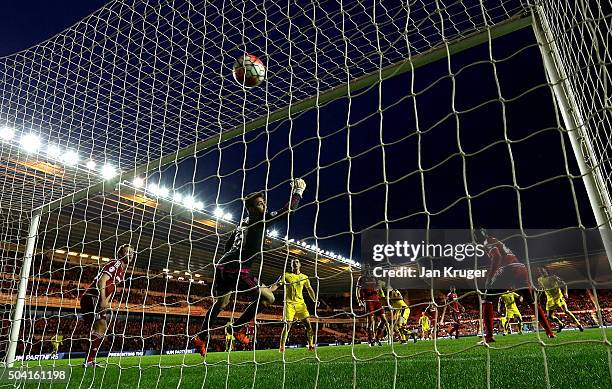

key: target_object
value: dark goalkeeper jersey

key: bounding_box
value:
[217,193,301,271]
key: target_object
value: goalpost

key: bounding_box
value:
[532,5,612,264]
[0,0,611,387]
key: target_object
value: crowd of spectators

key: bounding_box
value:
[2,255,611,357]
[6,314,346,356]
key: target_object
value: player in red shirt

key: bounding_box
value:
[440,286,464,339]
[476,229,554,342]
[79,244,134,367]
[356,272,388,346]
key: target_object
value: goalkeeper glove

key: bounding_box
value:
[290,178,306,196]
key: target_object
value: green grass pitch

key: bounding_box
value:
[19,328,612,388]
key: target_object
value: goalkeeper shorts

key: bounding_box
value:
[213,267,259,297]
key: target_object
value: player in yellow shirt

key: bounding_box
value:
[537,269,583,333]
[419,311,431,340]
[50,334,63,355]
[386,288,417,343]
[224,321,235,351]
[497,289,523,335]
[273,258,318,352]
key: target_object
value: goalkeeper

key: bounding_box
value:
[194,178,306,356]
[272,258,317,352]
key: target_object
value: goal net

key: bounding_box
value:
[0,0,611,388]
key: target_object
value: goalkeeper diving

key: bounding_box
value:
[194,178,306,356]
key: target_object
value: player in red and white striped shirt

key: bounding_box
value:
[79,244,134,367]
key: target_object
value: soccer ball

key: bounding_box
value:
[232,54,266,88]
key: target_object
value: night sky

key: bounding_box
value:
[0,1,597,261]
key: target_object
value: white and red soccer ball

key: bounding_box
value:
[232,54,266,88]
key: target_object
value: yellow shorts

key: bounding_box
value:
[546,297,566,311]
[285,301,310,321]
[395,307,410,327]
[421,325,430,332]
[505,306,521,319]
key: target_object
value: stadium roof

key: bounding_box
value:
[0,0,534,291]
[35,186,358,293]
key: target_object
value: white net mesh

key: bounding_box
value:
[0,0,611,388]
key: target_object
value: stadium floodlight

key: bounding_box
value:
[46,144,62,159]
[173,270,180,274]
[172,193,182,202]
[101,164,117,179]
[214,207,224,218]
[0,126,15,141]
[132,176,145,188]
[147,183,159,196]
[162,268,170,272]
[268,229,279,238]
[194,201,204,211]
[20,133,41,153]
[62,150,79,167]
[194,273,200,278]
[183,196,195,209]
[158,186,169,198]
[223,212,232,221]
[85,160,96,170]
